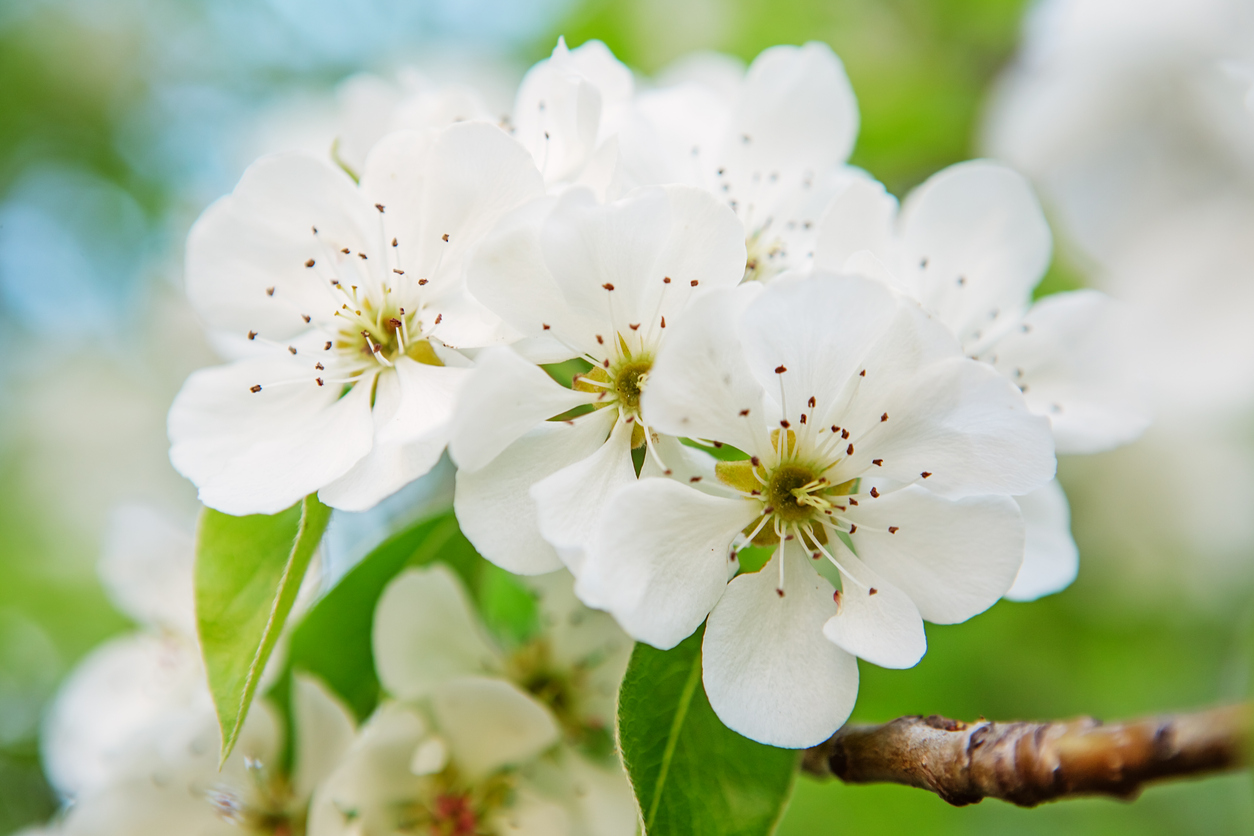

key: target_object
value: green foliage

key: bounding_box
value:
[287,510,540,721]
[194,495,332,764]
[618,627,799,835]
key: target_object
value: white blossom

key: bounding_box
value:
[814,161,1149,599]
[449,183,745,574]
[309,564,635,836]
[578,274,1055,747]
[169,122,544,515]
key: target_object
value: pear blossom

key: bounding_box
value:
[616,41,860,282]
[169,122,545,515]
[815,161,1149,599]
[578,274,1056,747]
[449,183,745,574]
[308,564,635,836]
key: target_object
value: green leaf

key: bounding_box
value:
[287,511,465,721]
[195,494,332,764]
[618,626,800,836]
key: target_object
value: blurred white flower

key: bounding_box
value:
[309,564,635,836]
[986,0,1254,600]
[169,122,545,515]
[450,184,745,575]
[578,275,1055,747]
[815,161,1149,600]
[38,506,353,835]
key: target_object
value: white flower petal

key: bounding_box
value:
[846,485,1024,624]
[990,289,1151,455]
[291,673,357,802]
[855,350,1057,499]
[185,153,373,340]
[719,42,858,181]
[409,737,449,776]
[897,160,1051,343]
[703,545,860,748]
[308,702,426,836]
[360,123,545,304]
[639,283,768,452]
[813,174,899,274]
[1006,479,1079,602]
[456,408,618,575]
[169,359,375,515]
[577,479,758,648]
[449,346,594,472]
[372,566,502,700]
[819,547,926,669]
[740,273,902,422]
[531,413,638,574]
[431,677,560,779]
[491,790,573,836]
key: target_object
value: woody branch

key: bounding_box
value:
[801,702,1251,807]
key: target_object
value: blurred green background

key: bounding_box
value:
[1,0,1250,833]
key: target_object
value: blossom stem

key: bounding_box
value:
[801,702,1251,807]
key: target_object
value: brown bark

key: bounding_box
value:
[801,703,1251,807]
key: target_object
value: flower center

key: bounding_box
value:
[333,298,442,368]
[612,360,651,412]
[765,463,821,523]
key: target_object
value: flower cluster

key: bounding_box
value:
[166,36,1146,764]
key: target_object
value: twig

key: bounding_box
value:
[801,703,1251,807]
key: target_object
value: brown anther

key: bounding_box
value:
[831,425,838,433]
[324,341,332,350]
[848,498,858,506]
[629,323,640,330]
[870,487,880,498]
[441,233,449,242]
[316,378,324,386]
[331,279,340,285]
[781,420,791,429]
[305,258,315,268]
[800,414,808,424]
[434,314,443,324]
[750,456,761,466]
[841,428,850,439]
[660,316,667,328]
[301,314,311,323]
[341,248,350,254]
[602,283,615,291]
[808,396,816,408]
[250,384,262,393]
[288,346,297,355]
[391,238,398,247]
[663,276,672,284]
[763,506,775,514]
[315,363,324,370]
[881,413,889,422]
[358,252,367,260]
[739,409,750,416]
[812,552,821,560]
[833,590,843,605]
[596,334,604,344]
[846,444,854,455]
[872,459,883,466]
[920,471,932,479]
[266,287,275,296]
[776,588,785,598]
[418,278,428,286]
[375,203,385,212]
[849,524,857,533]
[785,534,795,541]
[603,359,610,368]
[389,318,402,329]
[859,369,866,377]
[393,268,405,275]
[888,526,899,534]
[690,279,699,287]
[248,331,257,340]
[869,588,878,596]
[542,323,551,330]
[690,476,702,483]
[775,365,788,374]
